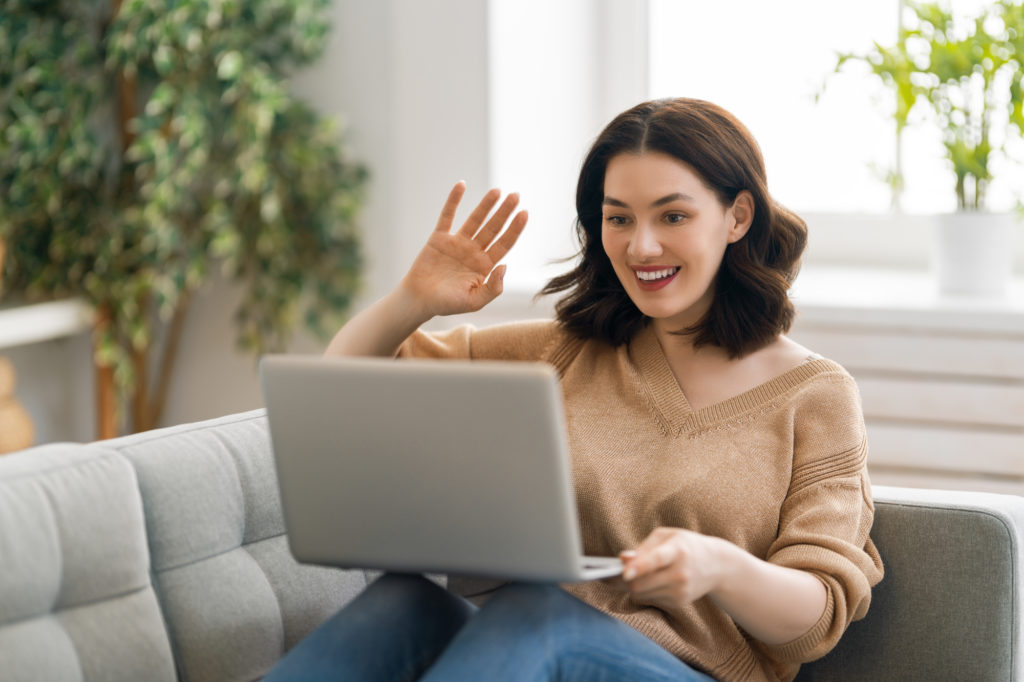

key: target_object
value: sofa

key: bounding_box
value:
[0,409,1021,681]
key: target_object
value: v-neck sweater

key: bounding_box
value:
[399,319,883,682]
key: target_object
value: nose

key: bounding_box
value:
[627,221,662,260]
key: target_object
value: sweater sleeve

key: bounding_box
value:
[758,368,884,664]
[396,319,563,362]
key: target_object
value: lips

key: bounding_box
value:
[631,266,680,291]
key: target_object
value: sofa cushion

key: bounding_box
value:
[110,410,367,682]
[0,445,176,682]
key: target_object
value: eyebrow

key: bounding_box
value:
[602,192,695,208]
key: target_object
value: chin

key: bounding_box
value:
[631,299,707,330]
[625,290,686,317]
[633,305,686,324]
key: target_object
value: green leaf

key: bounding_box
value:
[217,50,243,80]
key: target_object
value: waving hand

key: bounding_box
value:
[324,182,528,358]
[400,182,528,318]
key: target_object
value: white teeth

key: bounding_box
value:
[636,268,678,281]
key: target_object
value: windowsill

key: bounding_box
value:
[0,299,94,349]
[791,266,1024,335]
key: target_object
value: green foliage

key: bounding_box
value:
[0,2,112,299]
[828,0,1024,211]
[1,0,366,406]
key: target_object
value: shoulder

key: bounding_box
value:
[399,319,569,362]
[467,319,570,361]
[736,335,859,406]
[755,335,859,404]
[786,356,866,470]
[756,335,817,374]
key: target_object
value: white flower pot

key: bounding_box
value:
[931,212,1016,297]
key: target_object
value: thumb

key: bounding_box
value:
[485,264,507,299]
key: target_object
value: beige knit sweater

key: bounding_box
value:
[399,319,883,682]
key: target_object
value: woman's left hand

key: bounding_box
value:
[616,527,730,611]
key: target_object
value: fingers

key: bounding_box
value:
[622,545,681,603]
[621,527,682,581]
[434,183,527,266]
[623,541,678,581]
[455,187,502,238]
[485,209,528,263]
[434,181,468,233]
[472,192,520,247]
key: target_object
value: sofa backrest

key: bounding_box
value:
[0,443,177,681]
[796,485,1024,681]
[109,410,367,682]
[0,410,368,682]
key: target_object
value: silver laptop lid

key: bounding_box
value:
[260,355,600,582]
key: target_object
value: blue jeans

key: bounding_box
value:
[265,573,715,681]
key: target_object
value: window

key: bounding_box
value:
[648,0,1023,215]
[490,0,1023,290]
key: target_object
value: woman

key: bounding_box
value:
[266,98,883,682]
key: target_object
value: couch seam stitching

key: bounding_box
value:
[0,447,125,484]
[107,410,266,451]
[153,533,289,574]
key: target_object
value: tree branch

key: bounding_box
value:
[149,292,190,429]
[94,305,118,439]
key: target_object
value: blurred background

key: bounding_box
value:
[2,0,1022,493]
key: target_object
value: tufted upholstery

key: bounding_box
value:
[0,410,367,682]
[0,445,175,681]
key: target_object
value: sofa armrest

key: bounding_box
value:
[797,485,1024,681]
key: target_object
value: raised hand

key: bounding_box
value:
[400,182,528,318]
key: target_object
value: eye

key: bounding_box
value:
[664,212,688,225]
[603,214,630,227]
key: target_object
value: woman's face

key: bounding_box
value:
[600,152,752,332]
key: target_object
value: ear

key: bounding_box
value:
[726,190,754,244]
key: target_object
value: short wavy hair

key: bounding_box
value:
[541,98,807,358]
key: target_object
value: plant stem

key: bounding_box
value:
[894,0,906,211]
[109,0,141,434]
[132,346,149,431]
[94,305,117,439]
[149,292,190,430]
[130,291,155,432]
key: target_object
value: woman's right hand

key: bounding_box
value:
[399,182,528,318]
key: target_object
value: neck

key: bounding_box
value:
[652,322,729,368]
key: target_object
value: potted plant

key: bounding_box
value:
[0,0,367,436]
[828,0,1024,295]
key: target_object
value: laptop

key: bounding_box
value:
[259,354,623,582]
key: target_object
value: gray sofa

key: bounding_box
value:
[0,409,1022,681]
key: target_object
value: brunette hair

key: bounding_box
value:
[540,98,807,358]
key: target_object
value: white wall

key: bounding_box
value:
[3,335,95,444]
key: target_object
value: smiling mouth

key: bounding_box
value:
[635,267,680,282]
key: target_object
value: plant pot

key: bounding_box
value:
[931,212,1015,297]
